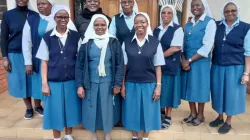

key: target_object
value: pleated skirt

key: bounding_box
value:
[81,82,118,134]
[181,61,210,103]
[160,70,181,108]
[43,80,81,131]
[211,64,246,116]
[7,53,32,98]
[122,82,161,133]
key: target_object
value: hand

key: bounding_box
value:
[25,65,33,75]
[113,86,121,95]
[3,57,11,72]
[241,75,249,84]
[42,83,50,96]
[77,87,85,98]
[181,60,190,71]
[121,85,126,99]
[153,86,161,102]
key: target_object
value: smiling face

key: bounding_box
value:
[54,10,70,29]
[16,0,29,7]
[191,0,205,18]
[94,18,107,35]
[86,0,100,12]
[224,3,238,22]
[121,0,134,16]
[37,0,52,16]
[161,7,173,25]
[134,14,148,35]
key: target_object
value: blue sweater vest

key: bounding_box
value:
[125,35,159,83]
[27,13,43,73]
[115,14,135,45]
[153,23,181,76]
[43,30,80,82]
[184,16,212,62]
[212,21,250,65]
[3,8,36,53]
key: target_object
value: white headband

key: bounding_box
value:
[119,0,139,14]
[136,12,153,36]
[200,0,213,18]
[160,4,179,25]
[221,1,240,20]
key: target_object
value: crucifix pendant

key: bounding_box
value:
[60,51,63,54]
[223,36,226,41]
[138,51,141,54]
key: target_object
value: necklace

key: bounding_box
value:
[58,38,65,54]
[223,30,228,41]
[137,45,144,54]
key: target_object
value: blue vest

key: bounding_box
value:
[115,14,135,45]
[153,23,181,76]
[212,21,250,65]
[184,16,212,62]
[27,13,46,73]
[43,30,80,82]
[3,8,36,53]
[125,35,159,83]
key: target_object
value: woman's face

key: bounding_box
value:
[161,7,173,25]
[16,0,29,7]
[86,0,100,12]
[224,3,238,22]
[134,14,148,35]
[191,0,204,17]
[37,0,52,16]
[121,0,134,15]
[55,10,70,29]
[94,18,107,35]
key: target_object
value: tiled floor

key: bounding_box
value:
[0,91,250,140]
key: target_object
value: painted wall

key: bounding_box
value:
[186,0,250,23]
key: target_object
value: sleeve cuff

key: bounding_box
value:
[197,50,209,58]
[24,60,32,65]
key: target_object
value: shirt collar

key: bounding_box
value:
[39,13,53,20]
[131,33,149,42]
[219,18,240,28]
[191,13,207,24]
[50,28,70,37]
[120,11,136,18]
[158,21,174,30]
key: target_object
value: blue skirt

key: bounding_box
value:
[122,82,161,133]
[81,82,118,134]
[211,64,246,116]
[181,61,210,103]
[7,53,32,98]
[160,71,181,108]
[31,72,44,100]
[43,80,81,131]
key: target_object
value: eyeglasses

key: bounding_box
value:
[134,21,147,25]
[121,0,134,5]
[55,16,70,20]
[224,9,237,14]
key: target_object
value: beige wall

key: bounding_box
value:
[186,0,250,23]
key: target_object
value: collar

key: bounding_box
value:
[219,18,240,28]
[191,13,207,24]
[131,33,149,42]
[120,11,136,18]
[39,13,53,20]
[158,21,174,30]
[50,28,70,37]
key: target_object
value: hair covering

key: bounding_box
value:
[200,0,213,18]
[82,14,115,77]
[14,0,34,10]
[52,5,77,31]
[119,0,139,14]
[160,4,179,25]
[221,0,240,20]
[47,0,55,5]
[135,12,153,36]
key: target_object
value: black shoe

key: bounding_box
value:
[24,108,34,120]
[209,117,224,127]
[35,106,44,116]
[218,122,232,134]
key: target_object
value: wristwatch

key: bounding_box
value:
[188,58,192,63]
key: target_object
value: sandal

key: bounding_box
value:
[161,117,172,130]
[190,117,204,126]
[182,114,195,124]
[209,117,224,127]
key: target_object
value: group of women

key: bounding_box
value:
[1,0,250,140]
